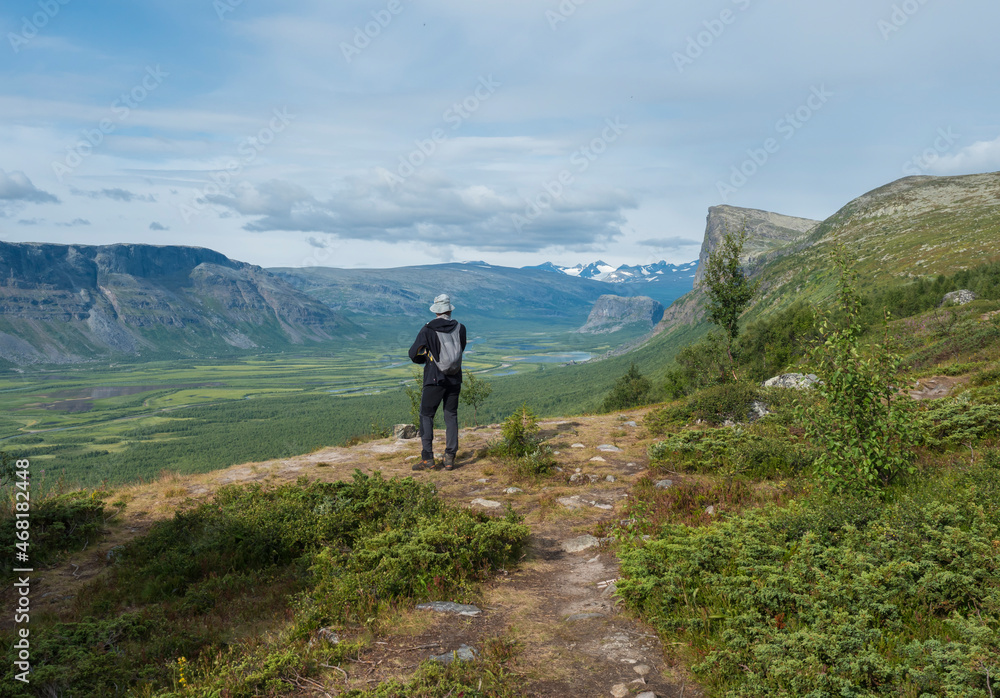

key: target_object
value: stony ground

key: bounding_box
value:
[16,411,703,697]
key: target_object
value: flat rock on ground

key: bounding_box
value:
[416,602,482,617]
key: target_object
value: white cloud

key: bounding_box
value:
[3,1,1000,267]
[637,237,702,250]
[203,172,636,253]
[0,169,59,203]
[930,135,1000,175]
[73,187,157,203]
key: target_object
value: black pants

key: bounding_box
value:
[419,380,461,461]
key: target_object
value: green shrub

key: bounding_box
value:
[496,405,541,458]
[305,506,528,625]
[669,331,730,395]
[602,363,652,412]
[736,302,819,383]
[686,381,760,425]
[984,447,1000,469]
[972,364,1000,386]
[484,405,556,477]
[798,255,917,493]
[643,403,692,435]
[920,397,1000,447]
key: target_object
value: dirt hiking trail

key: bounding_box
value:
[13,411,701,697]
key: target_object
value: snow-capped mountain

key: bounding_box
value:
[526,260,698,283]
[560,260,618,280]
[603,260,698,283]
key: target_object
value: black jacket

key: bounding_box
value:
[409,318,467,386]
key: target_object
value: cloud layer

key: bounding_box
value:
[1,1,999,268]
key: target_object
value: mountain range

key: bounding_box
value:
[270,259,696,333]
[526,259,698,284]
[2,170,997,367]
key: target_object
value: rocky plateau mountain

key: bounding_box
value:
[694,205,820,284]
[0,242,353,365]
[576,295,665,334]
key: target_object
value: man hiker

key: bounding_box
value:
[408,293,467,471]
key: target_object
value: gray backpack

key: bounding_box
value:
[434,325,463,376]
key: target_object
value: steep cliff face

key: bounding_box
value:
[577,295,664,334]
[0,242,353,364]
[648,172,1000,352]
[694,206,819,284]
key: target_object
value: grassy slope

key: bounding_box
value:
[614,293,1000,697]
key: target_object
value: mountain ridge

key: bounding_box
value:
[0,242,356,365]
[270,261,697,329]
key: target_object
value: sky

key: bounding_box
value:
[1,0,999,271]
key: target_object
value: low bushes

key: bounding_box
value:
[617,463,1000,697]
[648,424,813,479]
[1,472,529,697]
[920,397,1000,447]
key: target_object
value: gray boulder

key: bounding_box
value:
[562,535,600,553]
[941,289,978,306]
[748,400,770,421]
[393,423,418,439]
[763,373,819,389]
[431,644,478,664]
[316,627,340,645]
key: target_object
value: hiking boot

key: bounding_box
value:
[443,453,456,471]
[412,458,434,471]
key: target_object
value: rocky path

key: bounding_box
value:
[13,412,699,697]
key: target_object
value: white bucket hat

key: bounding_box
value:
[429,293,455,314]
